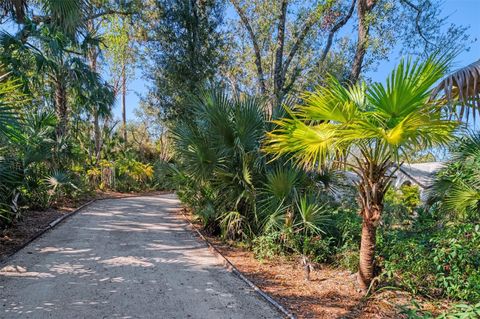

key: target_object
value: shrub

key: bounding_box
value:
[431,224,480,301]
[378,223,480,302]
[252,232,285,260]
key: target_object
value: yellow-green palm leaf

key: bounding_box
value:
[265,55,459,169]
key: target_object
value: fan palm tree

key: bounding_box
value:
[171,89,267,235]
[0,0,87,38]
[0,27,102,139]
[264,55,459,290]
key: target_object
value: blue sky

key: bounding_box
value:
[120,0,480,122]
[14,0,473,122]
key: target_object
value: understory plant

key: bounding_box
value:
[169,89,334,245]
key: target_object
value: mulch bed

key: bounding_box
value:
[181,209,447,319]
[0,190,169,261]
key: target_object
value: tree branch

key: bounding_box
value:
[230,0,266,95]
[87,10,134,21]
[399,0,435,47]
[281,5,322,84]
[319,0,356,62]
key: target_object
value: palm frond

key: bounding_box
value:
[442,180,480,218]
[0,70,24,140]
[294,195,330,236]
[433,59,480,120]
[41,0,86,38]
[265,54,458,171]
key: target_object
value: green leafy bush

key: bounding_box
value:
[252,232,285,260]
[431,224,480,301]
[383,184,421,227]
[379,223,480,302]
[402,302,480,319]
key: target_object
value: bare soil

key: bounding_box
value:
[0,190,168,261]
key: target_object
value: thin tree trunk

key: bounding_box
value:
[273,0,288,112]
[122,63,127,144]
[349,0,376,83]
[93,110,101,161]
[89,48,102,162]
[54,79,68,139]
[230,0,266,95]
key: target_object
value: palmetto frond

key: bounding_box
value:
[454,131,480,162]
[0,71,24,140]
[430,132,480,219]
[41,0,86,36]
[442,180,480,218]
[294,195,330,236]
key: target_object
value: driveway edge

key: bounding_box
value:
[0,199,97,266]
[1,193,178,266]
[180,209,296,319]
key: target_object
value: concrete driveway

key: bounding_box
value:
[0,194,281,318]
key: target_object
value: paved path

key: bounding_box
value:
[0,194,280,318]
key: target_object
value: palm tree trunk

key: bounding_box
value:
[358,215,377,290]
[54,79,68,139]
[355,158,388,290]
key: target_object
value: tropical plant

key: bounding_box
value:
[0,71,24,222]
[264,55,458,290]
[170,89,267,236]
[0,0,87,37]
[429,132,480,220]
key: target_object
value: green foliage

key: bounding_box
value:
[379,222,480,302]
[431,225,480,301]
[140,0,226,120]
[383,184,421,227]
[252,231,285,260]
[430,133,480,220]
[170,89,266,235]
[169,89,336,242]
[402,302,480,319]
[265,56,458,169]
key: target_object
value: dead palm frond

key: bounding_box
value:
[432,59,480,120]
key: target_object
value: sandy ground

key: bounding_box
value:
[0,194,281,319]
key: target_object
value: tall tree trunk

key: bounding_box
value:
[89,48,102,162]
[54,79,68,139]
[122,63,127,144]
[349,0,376,83]
[86,14,102,162]
[230,0,266,95]
[272,0,288,114]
